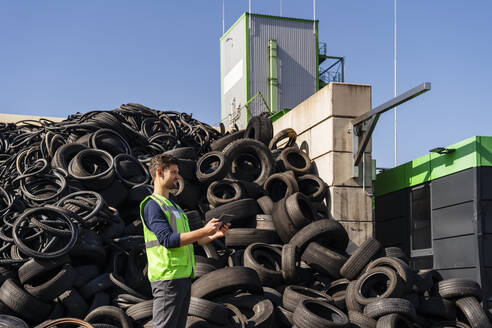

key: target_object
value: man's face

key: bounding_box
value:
[157,164,180,189]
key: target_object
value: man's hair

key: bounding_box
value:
[149,154,179,181]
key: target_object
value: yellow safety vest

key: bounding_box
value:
[139,193,195,281]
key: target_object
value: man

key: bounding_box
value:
[139,154,230,328]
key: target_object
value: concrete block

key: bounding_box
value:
[273,82,371,136]
[308,117,372,158]
[338,221,374,246]
[331,83,372,118]
[329,186,373,221]
[313,152,372,188]
[295,130,311,155]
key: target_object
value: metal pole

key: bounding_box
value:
[249,0,251,29]
[222,0,225,35]
[313,0,316,33]
[394,0,397,167]
[280,0,282,16]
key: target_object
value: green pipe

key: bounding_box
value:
[268,40,278,113]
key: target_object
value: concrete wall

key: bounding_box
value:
[0,113,64,123]
[272,82,373,246]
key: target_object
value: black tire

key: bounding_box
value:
[245,115,274,146]
[340,238,382,280]
[282,244,298,283]
[24,263,77,301]
[225,228,280,247]
[346,281,363,313]
[51,143,88,173]
[84,305,133,328]
[207,180,245,207]
[363,298,416,320]
[365,257,413,292]
[284,192,316,230]
[88,292,110,314]
[223,138,274,185]
[277,306,294,327]
[243,243,283,287]
[113,154,150,187]
[194,256,222,279]
[185,210,204,231]
[301,242,347,279]
[383,247,409,264]
[271,198,299,243]
[99,179,129,208]
[68,148,115,190]
[227,249,245,267]
[349,311,377,328]
[79,273,113,300]
[257,196,274,215]
[70,229,106,266]
[0,279,52,324]
[282,285,332,312]
[293,299,349,328]
[0,315,29,328]
[415,269,442,293]
[456,297,491,328]
[196,151,227,183]
[204,198,259,227]
[59,289,88,319]
[354,267,404,306]
[438,279,482,300]
[376,313,413,328]
[191,267,262,299]
[210,130,244,151]
[278,147,312,175]
[164,147,197,160]
[170,176,201,210]
[431,322,472,328]
[188,297,231,325]
[263,172,298,203]
[418,296,456,320]
[220,294,274,328]
[256,214,276,230]
[125,300,153,322]
[236,180,264,199]
[289,219,349,253]
[73,265,101,289]
[263,286,282,306]
[177,159,197,181]
[18,255,70,285]
[269,128,297,150]
[297,174,327,202]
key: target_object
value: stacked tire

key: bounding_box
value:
[0,106,490,328]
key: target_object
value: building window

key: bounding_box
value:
[410,183,433,270]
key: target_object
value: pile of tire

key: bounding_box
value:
[0,105,490,328]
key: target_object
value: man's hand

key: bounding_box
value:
[202,218,222,236]
[211,222,231,239]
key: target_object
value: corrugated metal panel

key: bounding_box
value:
[248,15,317,118]
[220,15,247,129]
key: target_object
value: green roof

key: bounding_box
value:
[374,136,492,196]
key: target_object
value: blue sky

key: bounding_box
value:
[1,1,491,168]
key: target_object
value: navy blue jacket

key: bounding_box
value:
[143,199,181,249]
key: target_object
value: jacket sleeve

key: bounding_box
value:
[143,200,181,249]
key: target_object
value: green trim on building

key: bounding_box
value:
[219,36,223,123]
[250,13,316,24]
[270,108,292,122]
[315,21,319,91]
[245,13,250,125]
[268,40,278,113]
[220,13,247,41]
[374,136,492,197]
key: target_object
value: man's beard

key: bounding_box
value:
[167,179,179,190]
